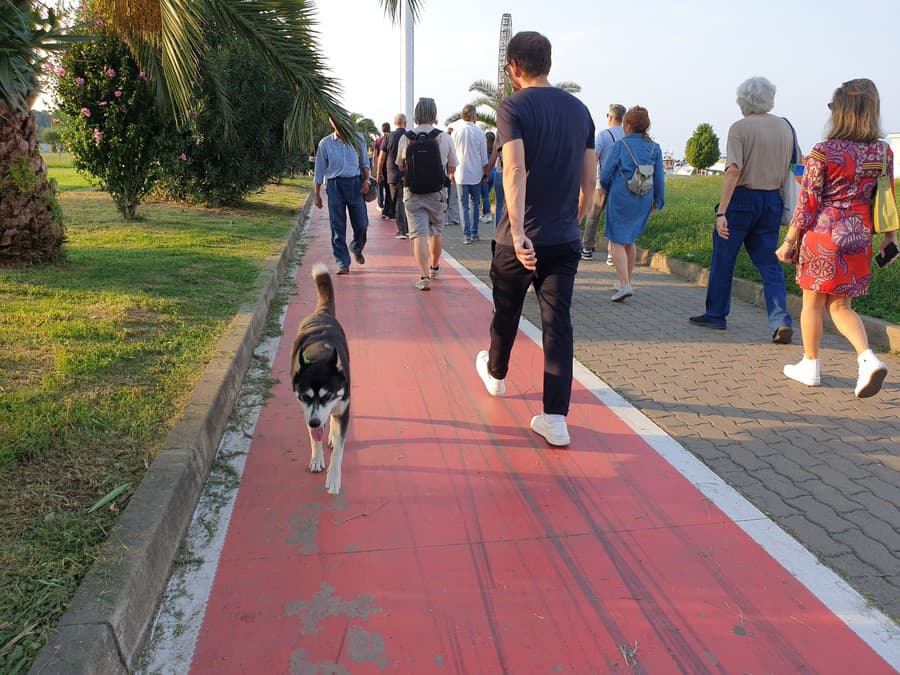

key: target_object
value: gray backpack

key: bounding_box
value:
[621,140,656,196]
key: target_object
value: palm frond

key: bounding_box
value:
[467,96,495,110]
[553,80,581,93]
[468,79,498,99]
[0,1,92,109]
[443,111,461,126]
[475,112,496,128]
[379,0,424,24]
[197,0,352,144]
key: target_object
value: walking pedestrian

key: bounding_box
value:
[481,131,497,225]
[445,127,461,226]
[380,113,409,237]
[474,31,596,446]
[689,76,796,344]
[453,105,489,244]
[600,106,665,301]
[313,117,370,274]
[373,122,390,212]
[397,97,458,290]
[582,103,626,264]
[777,78,895,397]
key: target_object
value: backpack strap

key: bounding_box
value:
[606,129,615,144]
[621,139,640,167]
[428,128,442,139]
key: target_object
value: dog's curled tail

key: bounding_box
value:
[311,263,336,315]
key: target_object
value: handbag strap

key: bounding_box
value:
[881,142,888,179]
[621,138,655,167]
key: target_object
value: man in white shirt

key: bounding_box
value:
[452,105,489,244]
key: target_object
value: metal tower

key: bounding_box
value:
[497,13,512,96]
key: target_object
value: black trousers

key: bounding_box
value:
[488,240,580,416]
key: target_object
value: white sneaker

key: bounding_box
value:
[783,356,820,386]
[606,254,615,266]
[610,284,633,302]
[480,214,493,224]
[475,350,505,396]
[855,350,887,398]
[530,413,570,446]
[415,277,431,291]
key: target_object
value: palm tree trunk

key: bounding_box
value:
[0,96,65,264]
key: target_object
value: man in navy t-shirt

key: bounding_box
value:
[474,30,596,447]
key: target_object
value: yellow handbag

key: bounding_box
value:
[873,146,899,233]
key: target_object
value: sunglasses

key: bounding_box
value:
[503,63,512,76]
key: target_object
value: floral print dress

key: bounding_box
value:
[789,139,893,297]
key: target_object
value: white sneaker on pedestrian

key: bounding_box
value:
[610,284,633,302]
[530,413,570,446]
[475,350,505,396]
[480,214,493,224]
[606,253,615,266]
[415,277,431,291]
[855,350,887,398]
[783,356,820,386]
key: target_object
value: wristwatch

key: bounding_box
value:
[716,212,726,217]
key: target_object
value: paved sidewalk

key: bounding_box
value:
[443,223,900,621]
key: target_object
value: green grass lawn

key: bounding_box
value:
[632,175,899,325]
[0,155,310,673]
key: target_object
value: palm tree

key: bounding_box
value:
[351,113,380,146]
[0,0,422,264]
[0,1,89,262]
[444,78,582,128]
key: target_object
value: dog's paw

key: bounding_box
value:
[325,469,341,495]
[309,446,325,472]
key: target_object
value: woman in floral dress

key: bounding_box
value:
[776,78,896,398]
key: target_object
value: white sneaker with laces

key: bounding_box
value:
[783,356,820,386]
[855,350,887,398]
[475,350,505,396]
[606,254,615,266]
[530,413,570,446]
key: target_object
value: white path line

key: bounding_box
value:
[443,249,900,669]
[137,221,309,675]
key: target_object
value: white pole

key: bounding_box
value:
[401,1,414,124]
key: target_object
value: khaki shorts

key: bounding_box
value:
[403,189,446,239]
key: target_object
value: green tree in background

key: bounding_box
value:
[685,123,720,173]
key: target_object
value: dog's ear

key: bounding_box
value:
[328,345,344,373]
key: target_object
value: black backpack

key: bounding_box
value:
[404,129,445,194]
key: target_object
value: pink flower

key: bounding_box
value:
[93,129,103,142]
[138,71,147,81]
[55,67,65,77]
[80,107,91,117]
[42,63,53,72]
[179,153,187,161]
[98,101,108,106]
[106,68,116,77]
[75,76,84,86]
[52,118,59,124]
[95,19,104,26]
[114,90,122,97]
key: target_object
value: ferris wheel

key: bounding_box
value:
[497,13,512,96]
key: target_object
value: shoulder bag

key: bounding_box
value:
[873,143,899,233]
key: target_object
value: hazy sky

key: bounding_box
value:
[316,0,899,158]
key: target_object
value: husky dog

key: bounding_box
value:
[290,263,350,495]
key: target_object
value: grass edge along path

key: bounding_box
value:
[0,154,312,674]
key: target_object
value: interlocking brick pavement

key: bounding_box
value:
[433,221,900,621]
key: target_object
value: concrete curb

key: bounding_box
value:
[598,236,899,353]
[29,192,314,675]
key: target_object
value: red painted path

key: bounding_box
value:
[189,206,895,673]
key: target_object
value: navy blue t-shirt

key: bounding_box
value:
[495,87,595,247]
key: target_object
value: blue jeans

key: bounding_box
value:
[703,187,791,330]
[325,176,368,268]
[459,183,481,239]
[446,182,460,223]
[481,168,495,214]
[494,170,505,227]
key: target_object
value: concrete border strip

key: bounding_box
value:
[29,193,314,675]
[443,249,900,670]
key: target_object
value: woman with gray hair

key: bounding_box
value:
[689,76,797,344]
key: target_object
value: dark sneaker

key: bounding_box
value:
[772,325,793,344]
[689,314,725,330]
[581,248,594,261]
[464,237,473,245]
[336,265,350,275]
[352,248,365,265]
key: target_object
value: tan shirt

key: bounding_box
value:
[725,113,794,190]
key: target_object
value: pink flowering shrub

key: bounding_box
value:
[56,34,174,219]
